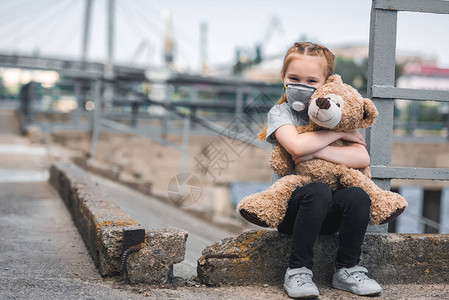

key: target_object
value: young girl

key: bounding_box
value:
[259,42,382,298]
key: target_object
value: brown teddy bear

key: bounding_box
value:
[238,74,407,228]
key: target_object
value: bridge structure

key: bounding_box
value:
[0,53,146,80]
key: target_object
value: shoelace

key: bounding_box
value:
[351,271,370,282]
[291,273,313,286]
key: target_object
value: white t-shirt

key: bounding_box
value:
[265,102,309,182]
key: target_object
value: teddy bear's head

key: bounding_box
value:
[307,75,378,131]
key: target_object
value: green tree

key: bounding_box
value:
[334,56,367,94]
[334,56,402,95]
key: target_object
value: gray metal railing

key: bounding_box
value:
[367,0,449,232]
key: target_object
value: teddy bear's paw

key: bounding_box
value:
[237,191,288,228]
[239,209,270,227]
[379,207,405,225]
[381,191,407,224]
[370,191,408,225]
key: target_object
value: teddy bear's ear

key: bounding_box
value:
[359,98,379,128]
[325,74,343,85]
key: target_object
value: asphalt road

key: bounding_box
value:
[0,181,153,300]
[0,110,149,299]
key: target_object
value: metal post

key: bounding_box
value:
[446,103,449,140]
[190,86,198,129]
[235,87,243,121]
[19,83,30,133]
[163,11,174,67]
[190,107,197,129]
[73,81,82,126]
[246,89,254,131]
[81,0,93,67]
[161,83,170,136]
[26,82,35,129]
[90,80,102,157]
[200,21,208,74]
[366,2,398,233]
[104,0,115,111]
[180,113,191,189]
[440,187,449,233]
[106,0,115,79]
[88,81,95,132]
[131,102,138,127]
[396,186,424,233]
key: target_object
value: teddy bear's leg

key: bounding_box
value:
[237,175,312,228]
[336,166,408,225]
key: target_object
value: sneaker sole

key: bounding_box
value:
[284,284,319,298]
[332,281,382,296]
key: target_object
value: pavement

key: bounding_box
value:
[1,108,449,299]
[0,109,148,299]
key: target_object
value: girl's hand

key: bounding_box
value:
[340,129,366,146]
[292,153,315,165]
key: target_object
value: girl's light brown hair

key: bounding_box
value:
[257,42,335,140]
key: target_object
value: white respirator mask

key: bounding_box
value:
[284,82,317,112]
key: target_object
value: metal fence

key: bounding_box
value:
[16,75,279,183]
[367,0,449,232]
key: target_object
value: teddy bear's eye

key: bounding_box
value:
[336,103,340,107]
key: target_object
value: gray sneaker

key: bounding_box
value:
[284,267,319,298]
[332,266,382,296]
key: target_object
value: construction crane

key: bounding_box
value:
[233,16,284,74]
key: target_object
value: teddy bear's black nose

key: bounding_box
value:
[316,97,331,109]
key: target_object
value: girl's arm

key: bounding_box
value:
[274,124,370,169]
[297,143,370,169]
[274,124,365,157]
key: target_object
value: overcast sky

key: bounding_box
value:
[0,0,448,72]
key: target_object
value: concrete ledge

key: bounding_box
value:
[197,230,449,286]
[72,156,152,196]
[127,229,187,284]
[73,156,246,234]
[49,161,187,284]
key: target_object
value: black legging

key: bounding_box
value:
[278,182,371,270]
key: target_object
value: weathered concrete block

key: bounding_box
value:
[197,230,290,286]
[49,161,188,283]
[126,229,188,284]
[98,225,143,276]
[50,162,140,272]
[197,230,449,286]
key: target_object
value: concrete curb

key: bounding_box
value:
[49,161,188,284]
[197,230,449,286]
[72,156,247,234]
[72,156,153,197]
